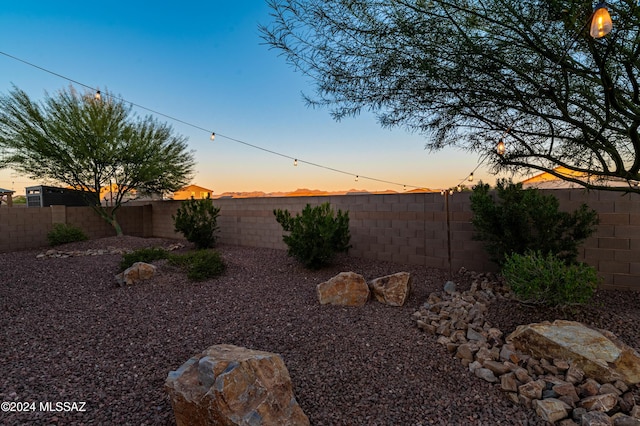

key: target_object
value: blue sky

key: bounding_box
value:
[0,1,504,195]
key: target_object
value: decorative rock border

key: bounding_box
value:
[36,247,130,258]
[36,243,184,259]
[413,271,640,425]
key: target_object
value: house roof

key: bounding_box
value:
[521,166,631,189]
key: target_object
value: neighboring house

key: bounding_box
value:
[100,184,163,206]
[0,187,15,207]
[173,184,214,200]
[521,166,632,189]
[26,185,95,207]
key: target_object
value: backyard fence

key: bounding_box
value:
[1,189,638,291]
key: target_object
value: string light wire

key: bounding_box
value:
[0,50,478,192]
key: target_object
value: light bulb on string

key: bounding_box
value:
[210,132,216,141]
[355,175,359,182]
[590,2,613,38]
[293,159,298,166]
[94,90,101,101]
[496,139,506,156]
[468,173,474,182]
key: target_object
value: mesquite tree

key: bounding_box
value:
[0,86,195,235]
[261,0,640,192]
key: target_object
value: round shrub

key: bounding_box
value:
[47,223,88,246]
[172,196,220,249]
[274,202,351,269]
[168,250,226,281]
[502,251,600,306]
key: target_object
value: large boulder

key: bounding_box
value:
[368,272,412,306]
[507,320,640,385]
[115,262,157,286]
[317,272,370,307]
[165,344,309,426]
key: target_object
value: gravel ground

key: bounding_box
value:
[1,236,639,426]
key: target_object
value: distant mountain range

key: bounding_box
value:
[212,187,436,199]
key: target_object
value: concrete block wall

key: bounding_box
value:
[148,190,639,290]
[0,207,52,252]
[1,189,638,290]
[0,205,151,252]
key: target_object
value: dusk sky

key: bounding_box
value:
[0,1,507,195]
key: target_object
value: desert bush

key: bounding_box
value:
[47,223,88,246]
[502,251,600,306]
[173,195,220,249]
[168,250,226,281]
[120,247,169,271]
[470,179,598,266]
[274,202,351,269]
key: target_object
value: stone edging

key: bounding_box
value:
[412,270,639,425]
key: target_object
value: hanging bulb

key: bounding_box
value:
[590,2,613,38]
[457,185,462,192]
[94,90,101,101]
[468,172,474,182]
[440,189,445,196]
[355,175,359,182]
[448,189,454,195]
[210,132,216,141]
[293,159,298,166]
[496,139,506,156]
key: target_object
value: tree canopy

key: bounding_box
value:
[0,86,195,235]
[261,0,640,193]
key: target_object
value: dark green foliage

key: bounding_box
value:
[120,247,169,271]
[470,179,598,266]
[274,202,351,269]
[0,86,195,236]
[47,223,88,246]
[168,250,226,281]
[261,1,640,194]
[173,196,220,249]
[502,251,600,306]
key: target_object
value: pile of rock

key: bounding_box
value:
[317,271,412,307]
[36,247,130,258]
[412,274,640,425]
[36,243,184,259]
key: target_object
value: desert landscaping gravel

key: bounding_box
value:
[1,236,639,425]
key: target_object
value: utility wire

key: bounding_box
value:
[0,50,448,191]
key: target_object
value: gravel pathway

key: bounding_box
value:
[1,236,638,425]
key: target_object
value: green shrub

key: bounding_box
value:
[47,223,88,246]
[502,251,600,306]
[168,250,226,281]
[173,196,220,249]
[470,179,598,266]
[120,247,169,271]
[274,202,351,269]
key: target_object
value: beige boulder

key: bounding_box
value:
[165,344,309,426]
[317,272,370,307]
[115,262,157,286]
[368,272,412,306]
[507,320,640,385]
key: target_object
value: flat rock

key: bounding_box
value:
[317,272,369,307]
[368,272,411,306]
[165,344,309,426]
[507,320,640,385]
[533,398,569,423]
